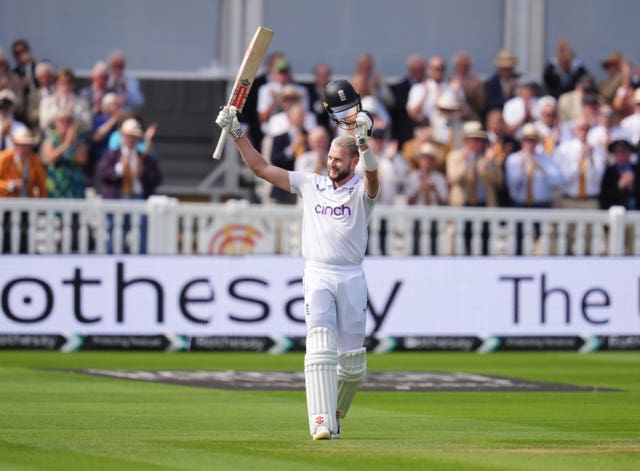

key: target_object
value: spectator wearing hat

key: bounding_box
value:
[0,127,46,253]
[257,57,309,135]
[41,109,87,199]
[0,89,28,151]
[107,50,145,112]
[598,52,624,105]
[401,120,433,168]
[484,50,519,114]
[407,55,460,125]
[619,89,640,145]
[542,38,589,99]
[599,132,640,211]
[503,75,540,136]
[266,84,317,138]
[98,118,161,253]
[431,91,465,164]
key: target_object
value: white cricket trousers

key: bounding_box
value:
[303,261,367,353]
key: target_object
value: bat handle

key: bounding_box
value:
[212,128,228,160]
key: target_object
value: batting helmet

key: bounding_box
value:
[323,79,361,129]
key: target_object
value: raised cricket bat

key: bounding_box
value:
[212,26,274,160]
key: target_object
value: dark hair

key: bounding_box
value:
[11,39,30,53]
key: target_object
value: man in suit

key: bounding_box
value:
[484,50,519,114]
[390,54,425,148]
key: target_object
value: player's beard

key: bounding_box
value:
[329,166,350,184]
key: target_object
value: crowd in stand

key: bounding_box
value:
[0,39,161,202]
[1,37,640,216]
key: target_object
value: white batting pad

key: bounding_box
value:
[304,327,339,437]
[337,347,366,419]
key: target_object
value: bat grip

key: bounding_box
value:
[212,128,228,160]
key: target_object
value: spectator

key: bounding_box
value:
[41,109,87,198]
[484,50,519,113]
[400,120,433,168]
[354,77,392,132]
[599,132,640,210]
[390,54,425,147]
[39,68,92,135]
[598,51,624,105]
[450,51,485,121]
[485,109,518,207]
[407,55,458,124]
[26,61,56,143]
[587,104,622,159]
[0,89,28,151]
[257,58,309,135]
[107,50,145,112]
[266,85,317,139]
[619,89,640,145]
[10,39,38,118]
[532,95,561,155]
[367,128,409,205]
[407,142,448,206]
[543,38,588,99]
[295,126,329,176]
[431,91,465,166]
[0,128,47,253]
[557,74,597,123]
[351,52,394,109]
[268,103,308,204]
[306,63,333,137]
[554,115,606,209]
[0,48,24,119]
[503,75,540,136]
[91,93,125,173]
[611,58,640,118]
[79,61,114,117]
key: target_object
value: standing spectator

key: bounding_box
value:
[407,142,448,206]
[599,132,640,210]
[41,109,87,199]
[611,58,640,118]
[295,126,329,176]
[485,109,518,207]
[306,63,333,138]
[39,68,92,135]
[0,89,28,151]
[484,50,519,113]
[367,128,409,205]
[598,51,624,105]
[532,95,561,156]
[619,89,640,145]
[0,48,24,119]
[587,104,622,159]
[91,93,124,174]
[401,121,433,168]
[26,61,56,143]
[354,78,392,132]
[266,85,316,139]
[542,38,588,99]
[407,55,458,125]
[10,39,38,120]
[554,115,606,209]
[107,50,145,112]
[503,75,540,136]
[450,51,485,121]
[431,91,465,167]
[390,54,425,147]
[79,61,113,118]
[351,52,394,110]
[0,128,46,253]
[557,74,597,124]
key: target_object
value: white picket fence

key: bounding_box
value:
[1,196,640,256]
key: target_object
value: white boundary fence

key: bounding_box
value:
[1,196,640,256]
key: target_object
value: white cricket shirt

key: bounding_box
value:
[289,171,378,266]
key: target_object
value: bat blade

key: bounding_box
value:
[213,26,274,160]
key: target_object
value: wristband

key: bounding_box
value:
[360,147,378,172]
[229,127,244,141]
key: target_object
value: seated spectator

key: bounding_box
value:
[41,109,87,198]
[0,128,47,253]
[557,75,597,124]
[107,50,145,112]
[295,126,329,176]
[484,50,519,114]
[39,67,92,135]
[543,38,588,99]
[401,120,433,167]
[587,104,622,159]
[80,61,114,117]
[266,85,317,138]
[598,51,624,105]
[407,55,458,125]
[485,109,518,207]
[532,95,561,155]
[430,91,465,165]
[407,142,448,206]
[0,89,28,150]
[599,132,640,210]
[367,128,410,205]
[0,48,24,119]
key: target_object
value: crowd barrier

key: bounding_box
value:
[1,196,640,256]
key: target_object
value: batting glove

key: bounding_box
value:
[216,106,244,140]
[354,110,373,146]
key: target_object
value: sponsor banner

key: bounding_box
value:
[1,256,639,339]
[1,334,639,352]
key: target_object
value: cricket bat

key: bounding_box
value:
[212,26,274,160]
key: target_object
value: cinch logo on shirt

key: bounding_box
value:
[315,204,352,217]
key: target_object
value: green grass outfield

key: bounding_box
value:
[1,351,639,471]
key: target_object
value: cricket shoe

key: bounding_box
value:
[312,425,331,440]
[331,423,341,439]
